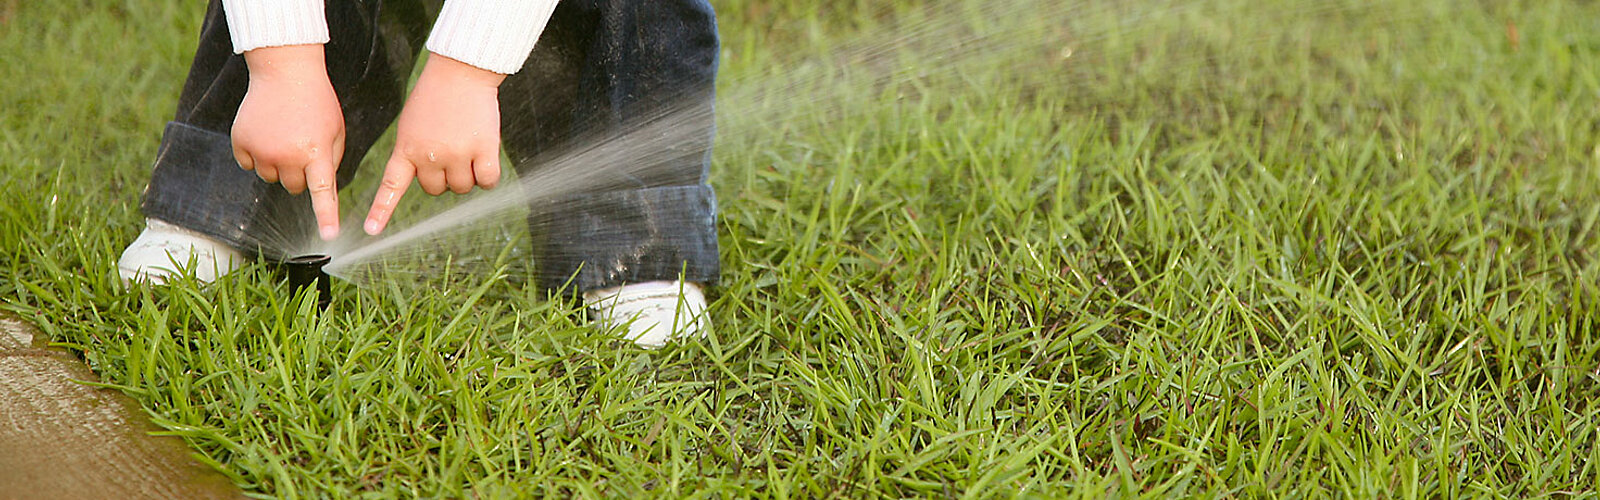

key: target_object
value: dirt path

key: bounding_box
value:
[1,316,244,500]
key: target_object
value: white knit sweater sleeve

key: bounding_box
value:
[426,0,561,74]
[219,0,330,53]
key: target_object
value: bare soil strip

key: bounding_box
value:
[1,316,243,500]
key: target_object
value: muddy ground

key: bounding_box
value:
[1,316,243,499]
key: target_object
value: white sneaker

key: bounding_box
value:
[584,281,710,348]
[117,219,243,285]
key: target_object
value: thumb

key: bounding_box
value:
[365,155,416,236]
[306,159,341,241]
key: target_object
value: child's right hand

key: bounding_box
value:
[232,44,346,242]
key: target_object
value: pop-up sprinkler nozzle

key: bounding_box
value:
[285,254,332,310]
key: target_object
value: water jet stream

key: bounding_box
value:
[264,0,1427,287]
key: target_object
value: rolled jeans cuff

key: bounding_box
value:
[139,121,316,260]
[534,184,720,295]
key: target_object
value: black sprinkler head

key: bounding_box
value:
[285,254,332,310]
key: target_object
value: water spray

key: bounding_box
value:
[283,254,332,310]
[295,0,1418,287]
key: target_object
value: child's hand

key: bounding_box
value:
[363,53,506,236]
[232,44,346,241]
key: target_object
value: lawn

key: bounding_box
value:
[2,0,1599,497]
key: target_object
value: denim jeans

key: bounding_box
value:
[140,0,721,295]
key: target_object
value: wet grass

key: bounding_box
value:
[3,0,1600,497]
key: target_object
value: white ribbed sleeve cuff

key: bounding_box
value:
[426,0,560,75]
[220,0,330,53]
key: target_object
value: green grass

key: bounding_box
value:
[3,0,1600,497]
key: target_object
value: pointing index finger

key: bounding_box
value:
[365,157,415,236]
[307,160,340,241]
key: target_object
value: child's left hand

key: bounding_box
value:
[364,53,508,236]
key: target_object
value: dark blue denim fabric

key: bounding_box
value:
[140,0,721,294]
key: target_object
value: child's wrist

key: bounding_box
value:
[242,44,330,83]
[420,52,508,90]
